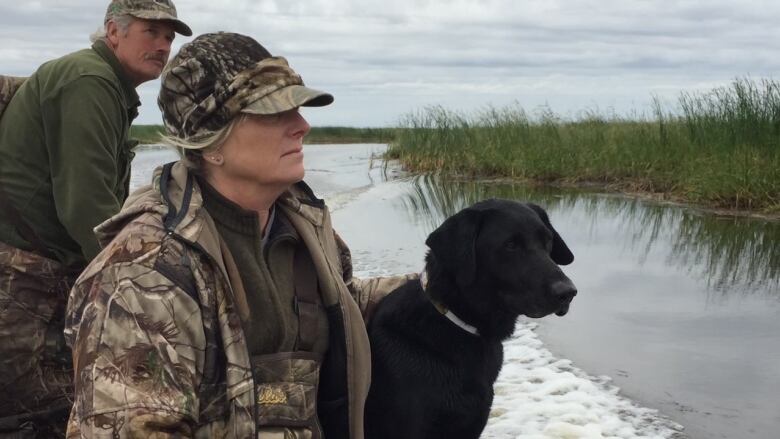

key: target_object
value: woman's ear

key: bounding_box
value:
[203,153,224,166]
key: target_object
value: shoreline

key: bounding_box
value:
[431,173,780,222]
[132,142,779,221]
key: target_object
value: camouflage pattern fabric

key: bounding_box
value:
[104,0,192,36]
[0,76,26,121]
[0,241,75,438]
[65,162,410,438]
[252,352,321,437]
[158,32,332,143]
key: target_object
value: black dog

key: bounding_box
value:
[364,199,576,439]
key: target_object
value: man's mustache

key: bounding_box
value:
[145,53,168,63]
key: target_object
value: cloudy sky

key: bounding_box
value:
[1,0,778,126]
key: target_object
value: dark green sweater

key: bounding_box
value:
[199,178,329,356]
[0,40,139,268]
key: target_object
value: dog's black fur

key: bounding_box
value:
[364,199,577,439]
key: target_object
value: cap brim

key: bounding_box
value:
[241,85,334,115]
[131,11,193,36]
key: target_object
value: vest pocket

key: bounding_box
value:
[251,351,323,437]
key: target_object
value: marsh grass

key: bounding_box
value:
[303,127,397,144]
[129,125,166,145]
[388,78,780,212]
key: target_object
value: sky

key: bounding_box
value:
[1,0,778,127]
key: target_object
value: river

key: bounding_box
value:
[132,144,779,439]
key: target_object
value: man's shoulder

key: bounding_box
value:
[34,47,119,94]
[50,46,114,75]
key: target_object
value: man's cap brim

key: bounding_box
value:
[129,11,193,36]
[242,85,334,115]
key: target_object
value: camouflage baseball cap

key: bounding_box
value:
[105,0,192,36]
[158,32,333,144]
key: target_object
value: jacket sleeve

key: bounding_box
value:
[333,231,418,323]
[42,76,127,261]
[66,262,205,438]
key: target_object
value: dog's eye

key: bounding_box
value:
[505,239,520,251]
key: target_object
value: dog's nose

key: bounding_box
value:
[551,280,577,302]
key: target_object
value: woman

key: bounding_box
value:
[64,32,412,438]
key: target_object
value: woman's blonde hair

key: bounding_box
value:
[160,115,247,171]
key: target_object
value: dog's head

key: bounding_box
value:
[425,199,577,337]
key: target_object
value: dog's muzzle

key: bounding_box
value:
[551,279,577,316]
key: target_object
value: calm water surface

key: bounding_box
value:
[132,145,779,439]
[395,175,780,439]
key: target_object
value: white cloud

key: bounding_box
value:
[2,0,778,126]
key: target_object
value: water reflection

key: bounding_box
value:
[402,174,780,294]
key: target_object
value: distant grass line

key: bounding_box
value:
[129,125,167,145]
[304,127,397,144]
[129,125,397,145]
[387,78,780,213]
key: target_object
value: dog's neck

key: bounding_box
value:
[420,270,480,336]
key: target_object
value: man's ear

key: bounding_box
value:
[527,203,574,265]
[425,206,482,287]
[105,20,121,47]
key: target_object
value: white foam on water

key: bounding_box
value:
[481,321,686,439]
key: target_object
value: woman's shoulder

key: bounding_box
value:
[75,209,208,305]
[79,210,171,278]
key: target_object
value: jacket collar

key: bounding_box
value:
[91,39,140,118]
[278,181,326,227]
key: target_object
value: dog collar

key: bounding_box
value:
[420,270,480,336]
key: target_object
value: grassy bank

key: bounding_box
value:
[387,78,780,213]
[129,125,396,145]
[129,125,166,145]
[303,127,396,144]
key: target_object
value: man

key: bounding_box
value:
[0,1,191,437]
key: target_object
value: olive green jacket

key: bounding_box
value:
[64,161,413,438]
[0,40,139,269]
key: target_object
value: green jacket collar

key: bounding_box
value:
[92,40,140,117]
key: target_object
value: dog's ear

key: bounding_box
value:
[527,203,574,265]
[425,206,482,286]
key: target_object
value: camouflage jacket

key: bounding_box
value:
[0,75,25,120]
[64,161,413,438]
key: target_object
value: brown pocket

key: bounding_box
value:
[251,351,322,434]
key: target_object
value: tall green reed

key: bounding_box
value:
[389,78,780,212]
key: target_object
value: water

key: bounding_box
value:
[132,144,780,439]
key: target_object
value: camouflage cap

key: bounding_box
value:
[158,32,333,144]
[105,0,192,36]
